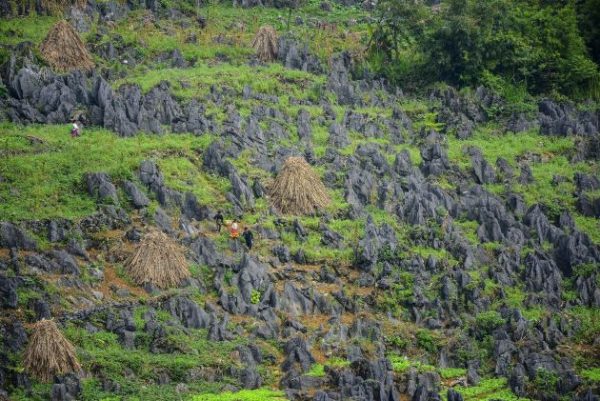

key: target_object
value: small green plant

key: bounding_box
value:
[305,363,325,377]
[580,367,600,382]
[416,329,439,353]
[532,368,559,394]
[475,311,506,333]
[327,357,351,369]
[439,367,467,379]
[387,335,409,350]
[250,289,261,305]
[388,355,436,374]
[389,355,412,373]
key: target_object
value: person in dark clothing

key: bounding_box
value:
[242,227,254,250]
[214,210,224,232]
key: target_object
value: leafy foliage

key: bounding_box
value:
[369,0,600,99]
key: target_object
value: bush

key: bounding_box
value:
[387,335,408,350]
[416,329,439,353]
[475,311,506,333]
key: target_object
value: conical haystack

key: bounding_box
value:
[23,319,81,382]
[126,229,190,289]
[39,20,94,72]
[251,25,278,62]
[269,157,330,215]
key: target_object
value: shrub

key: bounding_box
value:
[416,329,439,353]
[475,311,506,333]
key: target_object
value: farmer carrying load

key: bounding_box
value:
[230,219,240,239]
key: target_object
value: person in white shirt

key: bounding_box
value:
[70,120,81,138]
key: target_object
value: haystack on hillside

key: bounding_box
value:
[269,157,330,215]
[126,229,190,289]
[39,20,94,72]
[251,25,278,62]
[23,319,81,382]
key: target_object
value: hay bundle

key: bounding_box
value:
[269,157,330,215]
[23,319,81,382]
[126,229,190,289]
[39,20,94,72]
[251,25,278,62]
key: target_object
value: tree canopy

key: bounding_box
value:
[369,0,600,99]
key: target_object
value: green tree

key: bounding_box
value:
[369,0,600,99]
[576,0,600,64]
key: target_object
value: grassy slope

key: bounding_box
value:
[1,2,599,401]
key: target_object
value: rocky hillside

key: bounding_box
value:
[0,1,599,401]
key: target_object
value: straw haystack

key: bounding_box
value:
[39,20,94,72]
[23,319,81,382]
[251,25,278,62]
[125,229,190,289]
[269,157,330,215]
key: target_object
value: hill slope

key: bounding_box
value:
[0,1,599,401]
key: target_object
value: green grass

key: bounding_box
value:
[327,357,351,369]
[446,127,574,170]
[115,62,325,100]
[568,307,600,343]
[0,124,221,220]
[190,388,287,401]
[8,382,53,401]
[445,125,599,243]
[110,2,368,64]
[64,323,247,383]
[56,322,262,400]
[502,286,526,308]
[580,367,600,382]
[521,307,546,323]
[574,215,600,245]
[388,355,436,374]
[0,15,58,46]
[454,219,480,245]
[411,246,453,261]
[306,363,326,377]
[454,378,531,401]
[439,367,467,379]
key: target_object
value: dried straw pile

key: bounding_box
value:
[126,229,190,289]
[39,20,94,72]
[269,157,330,215]
[251,25,278,62]
[23,319,81,382]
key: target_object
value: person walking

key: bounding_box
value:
[70,120,81,138]
[242,226,254,250]
[214,210,224,232]
[230,219,240,239]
